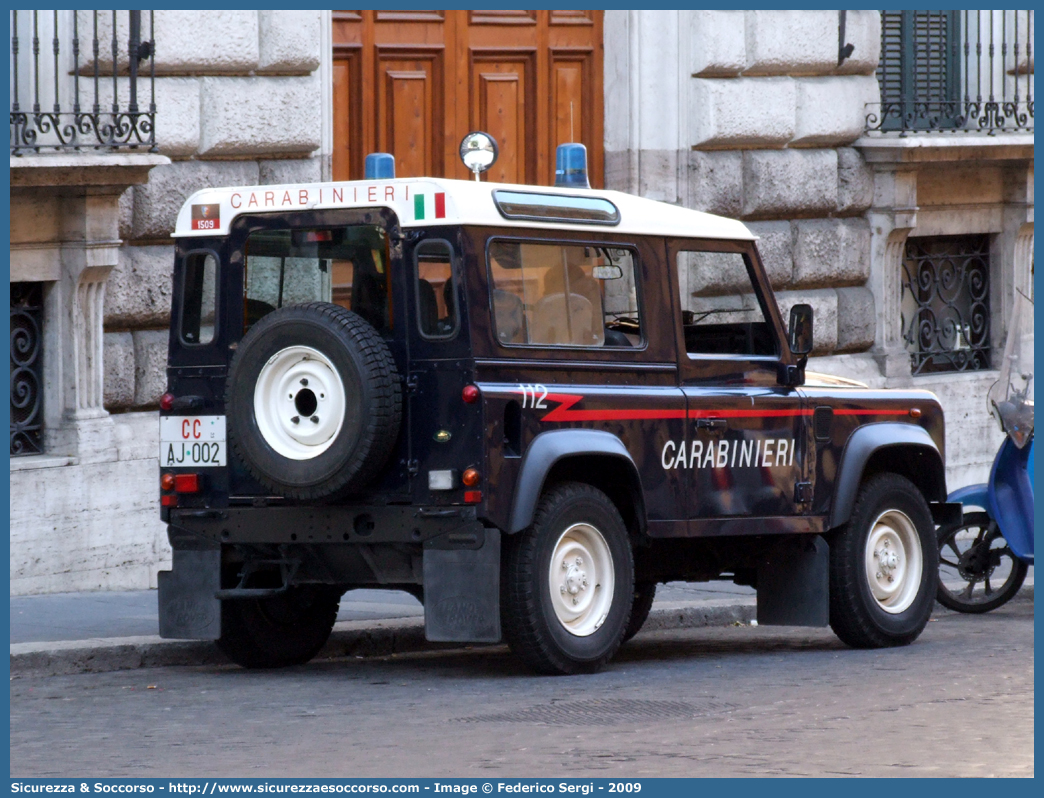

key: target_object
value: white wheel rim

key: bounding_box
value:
[253,345,346,460]
[864,509,922,614]
[548,522,615,637]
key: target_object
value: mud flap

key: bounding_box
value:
[158,548,222,640]
[422,527,501,643]
[756,536,829,627]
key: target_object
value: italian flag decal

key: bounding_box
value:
[414,191,446,221]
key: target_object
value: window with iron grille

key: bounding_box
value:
[877,10,961,131]
[869,10,1033,135]
[901,235,991,375]
[10,282,45,455]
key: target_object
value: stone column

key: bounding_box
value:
[1014,224,1034,296]
[10,153,169,463]
[866,167,918,380]
[603,9,684,201]
[319,11,335,182]
[1001,165,1035,325]
[74,266,114,411]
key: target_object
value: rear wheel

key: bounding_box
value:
[501,482,634,675]
[828,473,937,648]
[623,582,656,643]
[216,586,341,669]
[936,512,1028,613]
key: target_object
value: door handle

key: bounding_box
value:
[696,417,727,431]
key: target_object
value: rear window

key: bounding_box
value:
[180,251,217,345]
[243,225,390,332]
[414,239,458,339]
[488,241,641,348]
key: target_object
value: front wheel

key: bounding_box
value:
[936,512,1028,613]
[501,482,634,675]
[828,473,938,648]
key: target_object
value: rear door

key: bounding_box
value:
[404,229,484,505]
[668,239,810,523]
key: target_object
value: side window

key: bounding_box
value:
[488,241,641,348]
[243,225,390,333]
[675,249,776,357]
[181,251,217,345]
[414,239,457,339]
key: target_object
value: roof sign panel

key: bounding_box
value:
[493,190,620,225]
[171,177,756,241]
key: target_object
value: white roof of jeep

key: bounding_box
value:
[172,177,755,241]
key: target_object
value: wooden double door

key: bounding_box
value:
[332,10,604,187]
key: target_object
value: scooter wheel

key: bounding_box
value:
[936,512,1028,613]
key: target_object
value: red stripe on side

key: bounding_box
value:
[833,409,908,416]
[434,192,446,218]
[527,392,912,424]
[553,408,689,422]
[533,393,685,423]
[688,408,812,419]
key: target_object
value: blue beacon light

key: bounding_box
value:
[554,143,590,189]
[364,153,395,180]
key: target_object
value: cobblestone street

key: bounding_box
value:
[10,595,1033,778]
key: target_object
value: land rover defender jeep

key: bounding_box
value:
[158,141,956,675]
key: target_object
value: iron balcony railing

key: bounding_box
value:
[866,9,1033,135]
[10,10,156,154]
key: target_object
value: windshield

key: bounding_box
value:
[987,291,1033,447]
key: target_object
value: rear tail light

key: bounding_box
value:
[462,384,480,404]
[160,494,179,508]
[464,490,482,504]
[160,473,175,491]
[462,468,481,487]
[159,392,174,411]
[174,473,201,493]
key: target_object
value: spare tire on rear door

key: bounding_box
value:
[226,301,402,500]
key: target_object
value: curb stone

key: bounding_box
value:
[10,587,1033,678]
[10,598,758,678]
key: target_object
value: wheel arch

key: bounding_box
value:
[828,422,947,530]
[506,429,645,537]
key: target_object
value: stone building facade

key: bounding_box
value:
[10,11,329,594]
[9,9,1033,594]
[603,9,1033,492]
[605,10,881,361]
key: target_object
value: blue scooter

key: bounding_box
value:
[937,291,1034,613]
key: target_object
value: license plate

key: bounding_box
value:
[159,416,227,467]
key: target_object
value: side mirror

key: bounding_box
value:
[789,304,814,356]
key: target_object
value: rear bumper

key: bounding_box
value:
[169,504,482,547]
[163,504,501,644]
